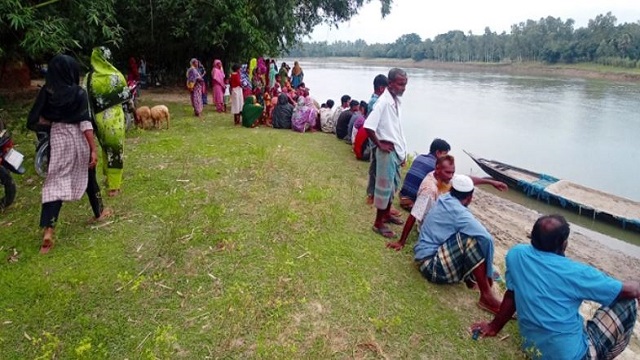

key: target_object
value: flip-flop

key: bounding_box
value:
[384,216,404,225]
[492,271,504,283]
[477,302,517,320]
[372,226,397,239]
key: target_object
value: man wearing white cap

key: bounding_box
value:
[388,155,507,251]
[413,174,502,313]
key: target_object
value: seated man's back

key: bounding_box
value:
[399,153,436,208]
[320,107,334,133]
[335,109,353,140]
[506,244,622,359]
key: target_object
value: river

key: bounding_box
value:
[296,59,640,243]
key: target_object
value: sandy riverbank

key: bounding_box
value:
[470,188,640,358]
[300,57,640,82]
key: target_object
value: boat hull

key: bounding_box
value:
[464,151,640,234]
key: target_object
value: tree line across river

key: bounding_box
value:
[288,12,640,68]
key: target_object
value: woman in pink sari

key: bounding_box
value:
[257,57,268,87]
[291,96,318,133]
[211,59,225,112]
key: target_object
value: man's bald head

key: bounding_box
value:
[531,215,570,255]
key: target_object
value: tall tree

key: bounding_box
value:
[1,0,393,77]
[0,0,122,62]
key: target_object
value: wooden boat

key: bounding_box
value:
[464,150,640,233]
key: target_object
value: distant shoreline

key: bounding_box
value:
[298,57,640,82]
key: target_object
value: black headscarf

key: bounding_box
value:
[272,93,294,129]
[27,55,90,131]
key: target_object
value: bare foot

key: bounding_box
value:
[390,207,401,217]
[89,207,114,224]
[108,189,120,197]
[366,195,373,205]
[40,228,54,254]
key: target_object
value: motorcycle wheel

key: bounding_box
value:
[35,137,50,178]
[0,166,16,211]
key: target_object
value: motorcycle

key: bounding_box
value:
[0,121,25,210]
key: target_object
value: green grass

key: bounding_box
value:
[0,95,523,358]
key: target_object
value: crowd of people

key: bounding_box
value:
[24,51,640,359]
[332,67,639,360]
[185,57,319,132]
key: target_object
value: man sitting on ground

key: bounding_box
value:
[329,95,351,134]
[346,101,367,144]
[399,139,451,211]
[320,99,335,133]
[413,174,502,313]
[336,100,359,141]
[389,155,507,250]
[472,215,639,360]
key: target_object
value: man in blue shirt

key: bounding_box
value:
[471,215,638,360]
[413,174,502,313]
[399,138,451,211]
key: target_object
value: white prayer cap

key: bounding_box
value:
[451,174,474,192]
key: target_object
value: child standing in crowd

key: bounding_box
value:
[229,64,243,125]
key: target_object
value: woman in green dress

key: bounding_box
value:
[241,95,263,128]
[87,47,129,197]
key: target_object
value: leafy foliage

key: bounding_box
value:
[290,12,640,67]
[1,0,392,81]
[112,0,391,79]
[0,0,122,62]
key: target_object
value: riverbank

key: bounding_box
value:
[0,89,637,358]
[302,57,640,82]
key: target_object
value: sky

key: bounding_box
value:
[309,0,640,44]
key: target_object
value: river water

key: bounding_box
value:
[297,59,640,243]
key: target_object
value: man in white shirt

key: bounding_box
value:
[319,99,335,133]
[364,68,408,238]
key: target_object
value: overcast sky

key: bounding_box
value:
[310,0,640,44]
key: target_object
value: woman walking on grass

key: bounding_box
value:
[186,58,204,117]
[27,54,111,254]
[87,46,128,197]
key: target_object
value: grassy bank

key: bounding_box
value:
[301,57,640,81]
[0,95,522,358]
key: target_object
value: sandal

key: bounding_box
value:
[372,226,397,239]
